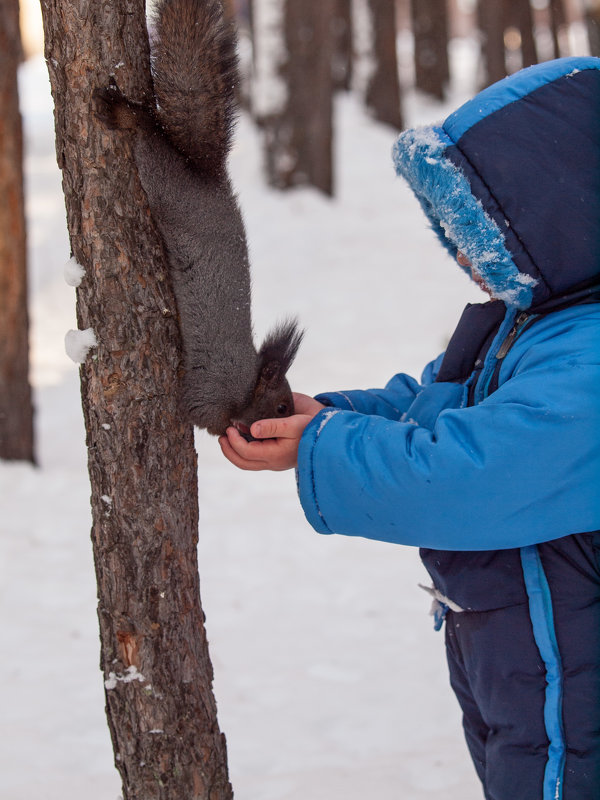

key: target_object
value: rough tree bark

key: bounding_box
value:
[411,0,450,101]
[252,0,335,196]
[39,1,232,798]
[0,0,35,463]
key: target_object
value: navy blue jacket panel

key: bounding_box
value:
[445,533,600,800]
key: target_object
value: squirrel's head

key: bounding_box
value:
[231,320,304,440]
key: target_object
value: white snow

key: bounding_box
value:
[316,408,340,434]
[64,327,98,363]
[105,666,146,690]
[0,47,493,800]
[63,256,86,287]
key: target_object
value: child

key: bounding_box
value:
[220,57,600,800]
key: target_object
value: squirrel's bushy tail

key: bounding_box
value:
[151,0,239,178]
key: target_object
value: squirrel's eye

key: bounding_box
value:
[276,403,288,416]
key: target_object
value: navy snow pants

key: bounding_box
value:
[443,535,600,800]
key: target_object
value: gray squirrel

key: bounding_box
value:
[94,0,302,438]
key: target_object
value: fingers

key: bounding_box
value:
[218,429,272,471]
[219,413,316,471]
[218,424,299,471]
[219,409,323,472]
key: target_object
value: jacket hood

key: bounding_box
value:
[393,57,600,309]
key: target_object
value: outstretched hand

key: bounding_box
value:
[219,393,325,471]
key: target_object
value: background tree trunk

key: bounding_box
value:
[549,0,567,57]
[253,0,335,196]
[365,0,403,128]
[284,0,335,194]
[411,0,450,101]
[332,0,353,91]
[352,0,403,128]
[478,0,508,85]
[587,1,600,56]
[508,0,538,68]
[0,0,35,463]
[39,1,232,798]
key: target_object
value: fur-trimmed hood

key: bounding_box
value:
[393,57,600,309]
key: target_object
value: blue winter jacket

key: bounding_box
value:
[296,58,600,599]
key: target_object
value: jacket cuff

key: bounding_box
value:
[296,407,343,534]
[314,391,358,411]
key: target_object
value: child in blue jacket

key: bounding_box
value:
[220,57,600,800]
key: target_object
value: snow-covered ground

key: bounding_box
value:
[1,48,489,799]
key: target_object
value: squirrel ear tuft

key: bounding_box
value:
[258,359,283,388]
[257,319,304,383]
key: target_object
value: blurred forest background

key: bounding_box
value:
[2,0,599,469]
[221,0,598,197]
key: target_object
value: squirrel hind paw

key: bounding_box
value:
[92,85,139,131]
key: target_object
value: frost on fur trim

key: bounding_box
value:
[63,256,86,287]
[392,125,537,309]
[65,328,98,363]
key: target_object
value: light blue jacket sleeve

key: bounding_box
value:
[297,313,600,551]
[315,354,445,420]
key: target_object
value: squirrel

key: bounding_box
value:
[93,0,303,439]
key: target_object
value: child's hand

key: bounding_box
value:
[219,393,325,471]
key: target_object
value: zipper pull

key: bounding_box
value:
[496,312,530,359]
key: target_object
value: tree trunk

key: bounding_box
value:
[510,0,538,68]
[411,0,450,101]
[332,0,353,91]
[0,0,35,463]
[365,0,403,127]
[352,0,403,128]
[587,2,600,56]
[548,0,567,58]
[478,0,507,85]
[284,0,335,194]
[39,2,232,798]
[252,0,335,196]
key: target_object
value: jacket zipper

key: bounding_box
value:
[495,311,532,359]
[473,311,535,404]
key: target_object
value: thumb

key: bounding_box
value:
[251,415,308,440]
[250,418,286,440]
